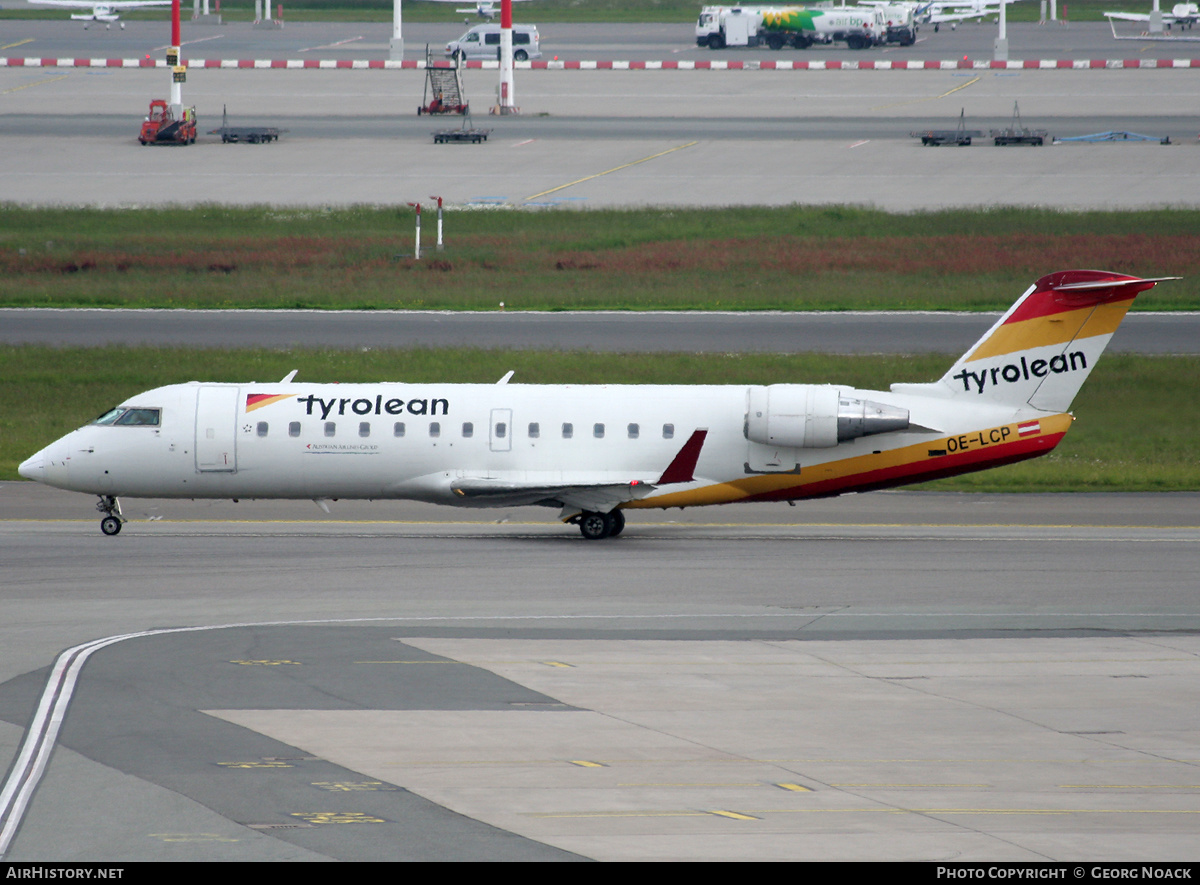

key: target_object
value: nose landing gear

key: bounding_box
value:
[97,495,124,536]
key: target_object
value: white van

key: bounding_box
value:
[445,23,541,61]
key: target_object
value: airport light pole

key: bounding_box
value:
[497,0,518,114]
[390,0,403,60]
[1150,0,1164,33]
[994,0,1009,62]
[168,0,183,115]
[408,203,422,260]
[431,196,444,251]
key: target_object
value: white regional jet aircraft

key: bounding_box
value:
[28,0,172,29]
[19,270,1172,540]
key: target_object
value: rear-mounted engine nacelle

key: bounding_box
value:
[745,385,909,449]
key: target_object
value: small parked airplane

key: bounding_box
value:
[18,270,1173,540]
[421,0,529,21]
[27,0,172,28]
[1105,2,1200,28]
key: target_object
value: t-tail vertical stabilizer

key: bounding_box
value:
[893,270,1175,413]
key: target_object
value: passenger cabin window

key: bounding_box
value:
[324,422,336,437]
[289,422,301,437]
[663,424,675,439]
[394,422,406,437]
[256,422,268,437]
[628,423,639,439]
[562,423,573,439]
[495,422,506,439]
[462,422,474,438]
[593,423,605,439]
[430,422,441,438]
[359,422,370,438]
[528,422,539,438]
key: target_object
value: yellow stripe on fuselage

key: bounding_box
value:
[965,298,1134,363]
[628,413,1074,510]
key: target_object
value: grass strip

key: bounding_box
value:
[3,346,1196,491]
[3,205,1197,311]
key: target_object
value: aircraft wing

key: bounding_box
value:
[1104,11,1152,20]
[451,474,659,513]
[450,428,709,517]
[929,10,993,22]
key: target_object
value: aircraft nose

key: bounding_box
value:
[18,450,45,481]
[19,439,72,488]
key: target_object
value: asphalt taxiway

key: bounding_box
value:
[2,22,1199,209]
[2,486,1200,861]
[4,308,1200,353]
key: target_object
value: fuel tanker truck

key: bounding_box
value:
[695,5,887,50]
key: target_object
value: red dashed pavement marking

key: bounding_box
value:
[2,57,1199,69]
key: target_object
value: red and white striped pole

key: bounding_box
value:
[430,195,444,251]
[168,0,183,115]
[497,0,517,114]
[408,202,422,260]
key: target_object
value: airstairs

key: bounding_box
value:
[418,45,468,116]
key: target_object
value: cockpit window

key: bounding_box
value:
[115,408,161,426]
[93,407,125,425]
[93,408,161,426]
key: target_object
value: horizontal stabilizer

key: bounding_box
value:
[1051,275,1179,294]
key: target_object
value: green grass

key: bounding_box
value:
[3,206,1197,311]
[4,347,1197,490]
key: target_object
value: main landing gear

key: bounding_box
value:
[97,495,124,536]
[575,509,625,541]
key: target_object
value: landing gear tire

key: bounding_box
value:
[96,495,124,536]
[578,510,615,540]
[608,510,626,537]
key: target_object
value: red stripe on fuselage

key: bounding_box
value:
[742,430,1068,503]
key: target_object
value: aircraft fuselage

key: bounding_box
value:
[24,379,1060,511]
